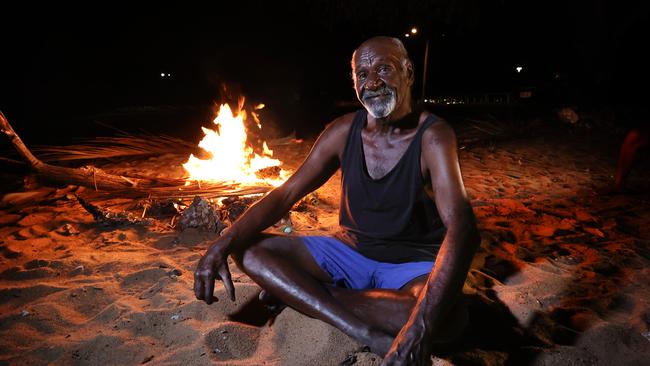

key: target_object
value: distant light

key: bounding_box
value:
[411,27,418,34]
[167,73,171,77]
[254,103,265,110]
[160,73,165,77]
[516,66,523,73]
[405,33,410,38]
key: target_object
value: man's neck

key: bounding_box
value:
[368,100,418,133]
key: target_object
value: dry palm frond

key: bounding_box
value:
[19,133,276,200]
[33,134,196,162]
[1,111,277,203]
[77,177,274,202]
[144,181,271,201]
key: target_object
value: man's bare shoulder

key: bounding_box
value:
[421,114,455,147]
[305,111,359,161]
[324,111,357,133]
[319,111,357,143]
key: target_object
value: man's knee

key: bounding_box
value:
[231,235,297,269]
[401,274,429,298]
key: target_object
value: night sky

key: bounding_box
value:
[2,1,649,144]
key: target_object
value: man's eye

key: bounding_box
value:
[357,72,367,80]
[378,66,390,74]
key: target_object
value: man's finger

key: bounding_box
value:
[204,273,216,305]
[193,271,204,300]
[218,264,236,301]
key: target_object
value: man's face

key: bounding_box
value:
[352,41,413,119]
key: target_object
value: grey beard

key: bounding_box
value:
[361,88,397,118]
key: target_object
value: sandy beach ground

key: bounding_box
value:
[1,120,650,365]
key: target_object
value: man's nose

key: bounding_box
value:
[365,72,384,90]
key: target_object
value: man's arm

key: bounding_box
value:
[194,115,353,304]
[382,120,480,365]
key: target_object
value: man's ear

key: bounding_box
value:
[405,60,415,85]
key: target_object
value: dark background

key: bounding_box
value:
[1,1,648,145]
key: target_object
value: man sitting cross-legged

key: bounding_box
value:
[194,36,481,365]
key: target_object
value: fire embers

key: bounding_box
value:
[220,196,259,222]
[254,166,282,180]
[140,199,179,219]
[292,192,319,212]
[77,196,152,226]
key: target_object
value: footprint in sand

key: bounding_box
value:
[119,267,169,293]
[205,322,261,360]
[53,286,117,320]
[0,263,58,281]
[65,334,147,365]
[514,245,536,263]
[0,242,23,259]
[482,255,520,283]
[153,234,181,250]
[16,211,56,227]
[114,309,199,349]
[24,259,64,270]
[0,284,66,309]
[0,213,22,226]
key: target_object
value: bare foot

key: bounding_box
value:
[361,328,393,356]
[258,289,287,315]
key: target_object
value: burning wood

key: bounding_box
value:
[76,196,152,226]
[0,111,281,199]
[137,198,180,219]
[182,102,288,186]
[255,166,282,180]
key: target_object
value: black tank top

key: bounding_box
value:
[334,109,446,263]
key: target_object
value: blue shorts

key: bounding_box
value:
[301,236,435,290]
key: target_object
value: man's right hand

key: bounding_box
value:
[194,240,236,304]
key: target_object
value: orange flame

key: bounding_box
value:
[182,103,286,186]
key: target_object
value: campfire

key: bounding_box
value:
[1,97,293,203]
[182,101,287,187]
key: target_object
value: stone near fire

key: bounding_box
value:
[178,196,226,233]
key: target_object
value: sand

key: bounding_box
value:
[1,122,650,365]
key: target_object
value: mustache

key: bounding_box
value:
[362,86,395,100]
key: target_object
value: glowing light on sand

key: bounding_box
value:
[182,103,287,186]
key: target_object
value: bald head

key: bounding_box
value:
[351,36,411,72]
